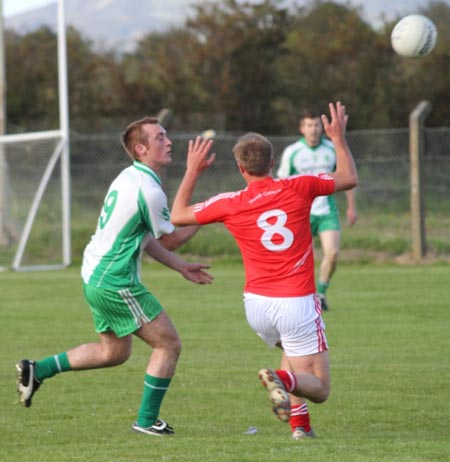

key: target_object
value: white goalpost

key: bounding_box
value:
[0,0,70,271]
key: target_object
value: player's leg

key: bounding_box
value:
[135,310,181,377]
[280,351,315,439]
[284,351,330,403]
[256,294,329,437]
[132,310,181,435]
[66,332,133,369]
[16,280,135,407]
[279,295,330,403]
[17,283,148,409]
[317,229,341,310]
[16,332,132,407]
[244,294,292,422]
[31,283,139,380]
[260,351,329,439]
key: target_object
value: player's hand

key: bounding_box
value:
[321,101,348,142]
[186,136,216,174]
[179,262,214,285]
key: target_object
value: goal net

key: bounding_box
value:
[0,130,70,271]
[0,0,70,271]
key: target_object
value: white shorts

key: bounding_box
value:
[243,292,328,357]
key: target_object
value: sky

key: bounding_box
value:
[2,0,433,23]
[3,0,54,18]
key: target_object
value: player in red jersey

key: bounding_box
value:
[171,102,358,439]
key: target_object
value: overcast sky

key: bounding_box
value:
[2,0,434,24]
[3,0,54,17]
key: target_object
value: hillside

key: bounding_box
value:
[5,0,194,51]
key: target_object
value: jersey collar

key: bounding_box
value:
[133,161,161,185]
[299,136,324,151]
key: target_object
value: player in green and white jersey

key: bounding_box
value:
[277,110,357,312]
[16,117,213,437]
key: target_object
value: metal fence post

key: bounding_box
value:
[409,101,431,262]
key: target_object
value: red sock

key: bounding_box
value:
[275,369,297,393]
[289,403,311,432]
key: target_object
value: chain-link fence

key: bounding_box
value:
[1,123,448,268]
[71,126,449,208]
[69,125,449,259]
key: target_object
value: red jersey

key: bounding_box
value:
[194,174,335,297]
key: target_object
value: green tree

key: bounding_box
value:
[121,28,207,120]
[5,27,58,130]
[66,27,126,128]
[5,0,450,132]
[274,1,391,131]
[123,0,290,132]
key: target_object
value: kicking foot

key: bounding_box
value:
[258,368,291,422]
[16,359,41,407]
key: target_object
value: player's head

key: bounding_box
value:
[299,109,323,147]
[232,132,274,176]
[121,117,172,169]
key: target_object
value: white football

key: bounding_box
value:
[391,14,437,58]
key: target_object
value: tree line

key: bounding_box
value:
[5,0,450,134]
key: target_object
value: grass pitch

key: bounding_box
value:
[1,260,449,462]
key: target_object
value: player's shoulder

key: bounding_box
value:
[111,165,136,187]
[286,138,305,151]
[321,137,335,150]
[199,189,245,208]
[277,172,329,186]
[115,164,164,197]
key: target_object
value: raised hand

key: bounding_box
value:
[321,101,348,142]
[187,136,216,174]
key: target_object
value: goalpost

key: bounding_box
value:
[0,0,70,271]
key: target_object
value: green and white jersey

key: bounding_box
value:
[277,136,337,216]
[81,161,175,290]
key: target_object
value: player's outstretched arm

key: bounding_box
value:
[144,235,213,285]
[321,101,358,192]
[171,136,215,226]
[158,225,201,251]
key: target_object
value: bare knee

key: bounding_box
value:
[164,335,182,361]
[96,333,132,367]
[323,248,339,265]
[137,312,182,360]
[102,344,132,366]
[310,384,330,404]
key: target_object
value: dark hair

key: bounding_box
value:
[299,109,320,123]
[121,116,159,160]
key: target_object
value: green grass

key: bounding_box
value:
[1,261,449,461]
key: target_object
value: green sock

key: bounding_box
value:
[35,352,71,382]
[137,374,172,428]
[317,280,329,295]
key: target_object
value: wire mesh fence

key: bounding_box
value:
[70,126,449,209]
[70,124,449,258]
[1,124,449,268]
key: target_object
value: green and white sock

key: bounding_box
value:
[35,352,72,382]
[137,374,171,428]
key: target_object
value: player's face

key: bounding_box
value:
[300,117,323,147]
[140,124,172,170]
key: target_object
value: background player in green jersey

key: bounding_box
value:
[16,117,213,437]
[277,110,357,311]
